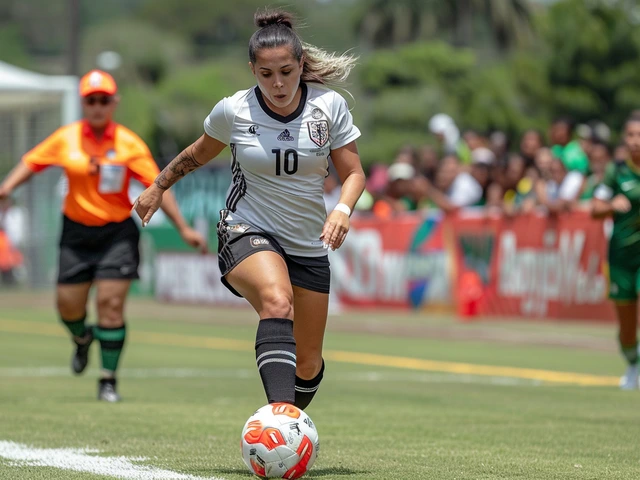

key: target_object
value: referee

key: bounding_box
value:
[0,70,206,402]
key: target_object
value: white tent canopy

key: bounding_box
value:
[0,61,79,124]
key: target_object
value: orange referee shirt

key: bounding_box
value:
[22,120,160,227]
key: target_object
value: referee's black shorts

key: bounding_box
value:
[217,213,330,297]
[57,215,140,284]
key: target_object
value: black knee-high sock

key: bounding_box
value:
[255,318,296,404]
[295,360,324,410]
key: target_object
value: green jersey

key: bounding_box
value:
[594,160,640,267]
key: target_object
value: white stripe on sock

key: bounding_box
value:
[295,385,319,393]
[256,350,296,363]
[257,358,297,371]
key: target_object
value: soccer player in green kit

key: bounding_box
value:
[592,114,640,389]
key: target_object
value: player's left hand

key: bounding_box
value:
[179,226,208,253]
[320,210,350,251]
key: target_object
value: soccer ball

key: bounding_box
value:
[241,403,319,479]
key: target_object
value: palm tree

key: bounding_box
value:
[354,0,534,50]
[354,0,441,50]
[446,0,534,49]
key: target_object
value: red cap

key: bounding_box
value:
[79,70,117,97]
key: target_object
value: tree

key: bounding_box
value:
[353,0,440,50]
[542,0,640,130]
[136,0,306,57]
[353,0,534,51]
[355,42,546,165]
[81,19,192,86]
[445,0,534,49]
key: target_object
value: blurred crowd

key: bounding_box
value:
[326,113,629,218]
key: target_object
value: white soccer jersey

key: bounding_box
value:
[203,83,361,257]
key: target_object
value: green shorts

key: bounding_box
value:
[608,263,640,302]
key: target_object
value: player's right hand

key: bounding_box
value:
[0,185,10,201]
[133,183,165,227]
[611,194,632,213]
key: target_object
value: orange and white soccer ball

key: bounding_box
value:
[241,403,319,479]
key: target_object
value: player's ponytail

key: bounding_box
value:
[249,8,357,86]
[300,43,357,86]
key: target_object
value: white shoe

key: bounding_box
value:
[619,364,639,390]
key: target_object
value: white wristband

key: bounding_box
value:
[333,203,351,217]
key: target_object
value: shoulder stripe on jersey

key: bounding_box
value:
[225,143,247,212]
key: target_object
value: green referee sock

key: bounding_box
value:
[94,325,127,376]
[60,314,88,340]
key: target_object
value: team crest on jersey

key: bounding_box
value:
[311,108,323,119]
[307,121,329,147]
[248,125,260,136]
[106,149,116,160]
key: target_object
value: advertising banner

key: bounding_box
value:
[331,212,451,309]
[147,206,617,322]
[448,211,615,321]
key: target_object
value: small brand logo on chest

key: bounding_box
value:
[277,129,294,141]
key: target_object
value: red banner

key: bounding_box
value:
[335,210,616,321]
[447,211,615,321]
[332,213,450,309]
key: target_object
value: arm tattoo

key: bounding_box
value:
[154,147,203,190]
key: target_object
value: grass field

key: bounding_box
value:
[1,291,639,479]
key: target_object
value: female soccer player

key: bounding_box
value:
[0,70,206,402]
[134,9,366,409]
[592,114,640,389]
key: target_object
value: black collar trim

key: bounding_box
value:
[254,83,307,124]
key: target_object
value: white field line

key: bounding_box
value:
[0,366,543,386]
[0,441,223,480]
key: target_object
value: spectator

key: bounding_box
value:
[428,113,471,164]
[614,143,629,163]
[462,129,486,152]
[549,116,589,174]
[394,145,419,169]
[519,129,545,168]
[534,147,555,179]
[576,123,594,159]
[384,162,419,212]
[469,147,496,203]
[535,157,584,213]
[590,120,611,143]
[365,163,389,197]
[420,154,484,212]
[490,130,509,167]
[580,140,611,201]
[417,145,439,182]
[499,154,536,214]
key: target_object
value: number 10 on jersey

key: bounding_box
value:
[272,148,299,176]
